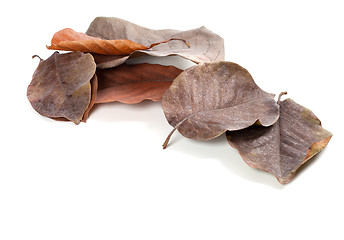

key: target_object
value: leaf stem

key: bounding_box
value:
[32,55,43,61]
[162,128,177,149]
[162,118,189,149]
[277,91,288,104]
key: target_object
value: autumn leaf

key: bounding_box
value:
[27,51,96,124]
[95,63,183,104]
[91,53,129,69]
[81,74,98,122]
[226,93,332,184]
[86,17,224,67]
[47,28,189,56]
[161,61,280,149]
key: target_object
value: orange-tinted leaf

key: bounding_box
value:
[95,63,183,104]
[49,28,97,43]
[47,28,186,56]
[47,28,147,55]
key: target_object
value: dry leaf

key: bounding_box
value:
[27,51,96,124]
[47,28,187,55]
[161,61,279,148]
[91,53,129,69]
[81,74,98,122]
[96,63,183,104]
[226,93,332,183]
[86,17,224,67]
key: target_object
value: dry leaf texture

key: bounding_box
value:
[81,74,98,122]
[91,53,129,69]
[226,98,332,183]
[162,61,279,145]
[86,17,224,64]
[27,52,96,124]
[96,63,183,104]
[47,28,148,55]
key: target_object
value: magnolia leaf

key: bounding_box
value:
[226,93,332,184]
[86,17,224,67]
[27,51,96,124]
[96,63,183,104]
[47,28,188,55]
[161,61,279,148]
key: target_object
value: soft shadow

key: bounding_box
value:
[89,101,286,189]
[89,100,173,138]
[90,101,162,122]
[90,100,153,115]
[84,53,286,188]
[167,134,285,190]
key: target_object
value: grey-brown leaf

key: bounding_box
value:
[27,52,96,124]
[86,17,224,68]
[162,61,280,148]
[226,98,332,183]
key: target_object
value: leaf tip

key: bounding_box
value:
[304,135,332,162]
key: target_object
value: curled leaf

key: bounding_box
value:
[86,17,224,65]
[162,61,280,148]
[96,63,183,104]
[91,53,129,69]
[27,51,96,124]
[47,28,189,55]
[226,96,333,183]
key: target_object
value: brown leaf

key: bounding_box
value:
[91,53,129,69]
[96,63,183,104]
[81,74,98,122]
[27,51,96,124]
[161,61,280,148]
[47,28,187,56]
[226,94,332,184]
[47,28,147,55]
[86,17,224,67]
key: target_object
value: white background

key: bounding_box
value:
[1,0,343,239]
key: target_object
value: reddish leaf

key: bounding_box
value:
[161,61,279,148]
[82,74,98,122]
[95,63,183,104]
[27,51,96,124]
[47,28,188,56]
[47,28,147,55]
[226,93,332,183]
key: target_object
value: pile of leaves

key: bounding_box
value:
[27,17,332,184]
